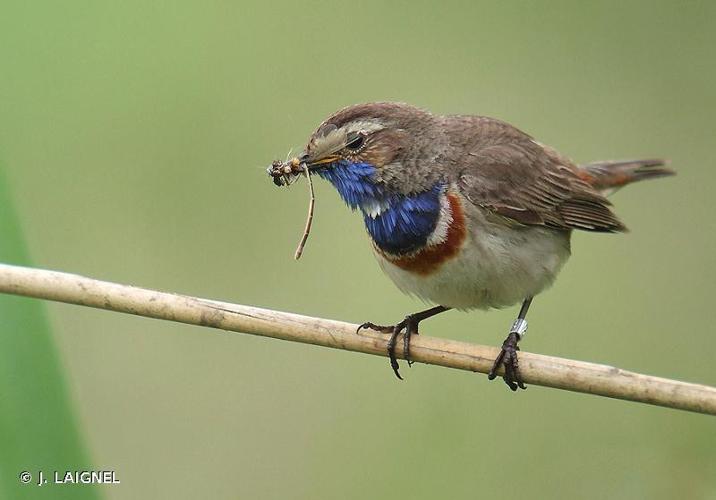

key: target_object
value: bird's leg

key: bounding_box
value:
[357,305,450,380]
[488,297,533,391]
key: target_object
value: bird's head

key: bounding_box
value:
[269,102,448,256]
[293,102,442,209]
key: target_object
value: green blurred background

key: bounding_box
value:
[1,1,715,498]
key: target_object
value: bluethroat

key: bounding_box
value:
[268,102,674,390]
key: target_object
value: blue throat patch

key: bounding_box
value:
[318,160,443,255]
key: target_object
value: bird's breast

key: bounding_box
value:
[362,184,447,255]
[373,190,572,310]
[317,160,455,255]
[374,190,467,275]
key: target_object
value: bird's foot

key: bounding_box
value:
[488,319,528,391]
[357,315,421,380]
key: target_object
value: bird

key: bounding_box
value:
[269,102,674,390]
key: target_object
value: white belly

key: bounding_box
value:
[374,205,571,310]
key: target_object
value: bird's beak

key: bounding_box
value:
[303,154,340,172]
[269,153,340,186]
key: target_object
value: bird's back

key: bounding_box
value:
[438,115,631,232]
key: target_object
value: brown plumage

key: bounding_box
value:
[452,116,672,232]
[307,103,674,233]
[270,101,675,389]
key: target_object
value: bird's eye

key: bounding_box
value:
[345,132,366,151]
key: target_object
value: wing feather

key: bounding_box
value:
[456,119,625,232]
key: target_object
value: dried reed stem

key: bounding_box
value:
[0,263,714,416]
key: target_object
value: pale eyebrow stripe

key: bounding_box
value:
[310,120,385,159]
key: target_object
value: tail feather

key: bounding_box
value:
[578,159,675,192]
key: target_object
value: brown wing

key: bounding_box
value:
[455,119,625,232]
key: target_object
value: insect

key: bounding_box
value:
[267,158,315,259]
[268,157,302,186]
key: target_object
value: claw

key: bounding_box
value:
[403,319,420,368]
[488,331,526,390]
[356,306,449,380]
[387,329,403,380]
[359,317,414,380]
[357,321,392,334]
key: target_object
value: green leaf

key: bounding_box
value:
[0,164,100,499]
